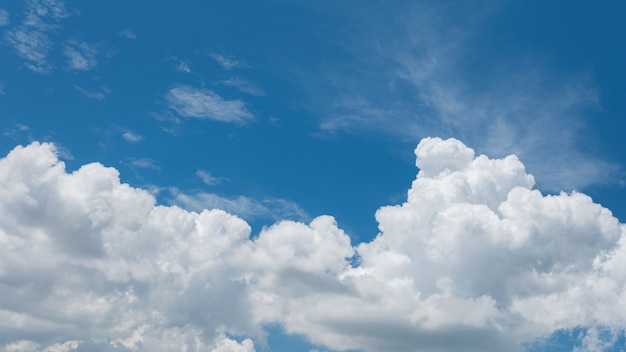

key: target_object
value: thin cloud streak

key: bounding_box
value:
[316,2,620,191]
[166,85,255,124]
[63,39,98,71]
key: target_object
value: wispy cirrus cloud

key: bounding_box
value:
[196,169,226,186]
[63,39,99,71]
[127,157,160,170]
[118,28,136,39]
[210,52,245,70]
[176,60,191,73]
[221,76,265,96]
[171,188,309,222]
[166,85,254,124]
[0,9,9,26]
[74,85,110,100]
[3,0,70,73]
[315,2,619,191]
[122,131,143,143]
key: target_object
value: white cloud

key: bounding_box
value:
[1,138,626,352]
[0,142,259,351]
[74,85,107,100]
[127,157,159,170]
[166,85,254,124]
[171,189,309,222]
[196,169,224,186]
[3,0,70,73]
[63,40,98,71]
[221,77,265,96]
[122,131,143,143]
[118,28,136,39]
[210,53,245,70]
[316,3,619,191]
[176,60,190,73]
[0,9,9,26]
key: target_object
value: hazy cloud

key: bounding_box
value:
[196,169,225,186]
[221,77,265,96]
[63,40,98,71]
[3,0,70,73]
[210,53,245,70]
[118,28,136,39]
[127,157,159,170]
[122,131,143,143]
[74,85,107,100]
[316,2,619,191]
[0,9,9,26]
[172,189,309,223]
[176,60,190,73]
[166,85,254,124]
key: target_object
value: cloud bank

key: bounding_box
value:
[1,138,625,352]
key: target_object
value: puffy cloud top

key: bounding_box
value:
[0,138,625,352]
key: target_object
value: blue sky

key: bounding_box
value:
[1,1,625,351]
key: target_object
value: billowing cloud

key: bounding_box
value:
[1,138,625,352]
[3,0,70,73]
[171,189,309,223]
[166,85,254,124]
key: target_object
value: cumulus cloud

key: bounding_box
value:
[3,0,69,73]
[1,138,625,352]
[166,85,254,124]
[63,40,98,71]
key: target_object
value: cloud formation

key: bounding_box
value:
[1,138,625,352]
[209,53,245,70]
[63,40,98,71]
[316,2,619,191]
[0,9,9,26]
[3,0,70,73]
[166,85,254,124]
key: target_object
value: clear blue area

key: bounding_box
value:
[1,1,625,351]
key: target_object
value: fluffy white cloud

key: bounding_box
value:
[1,137,625,352]
[166,85,254,124]
[0,142,259,351]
